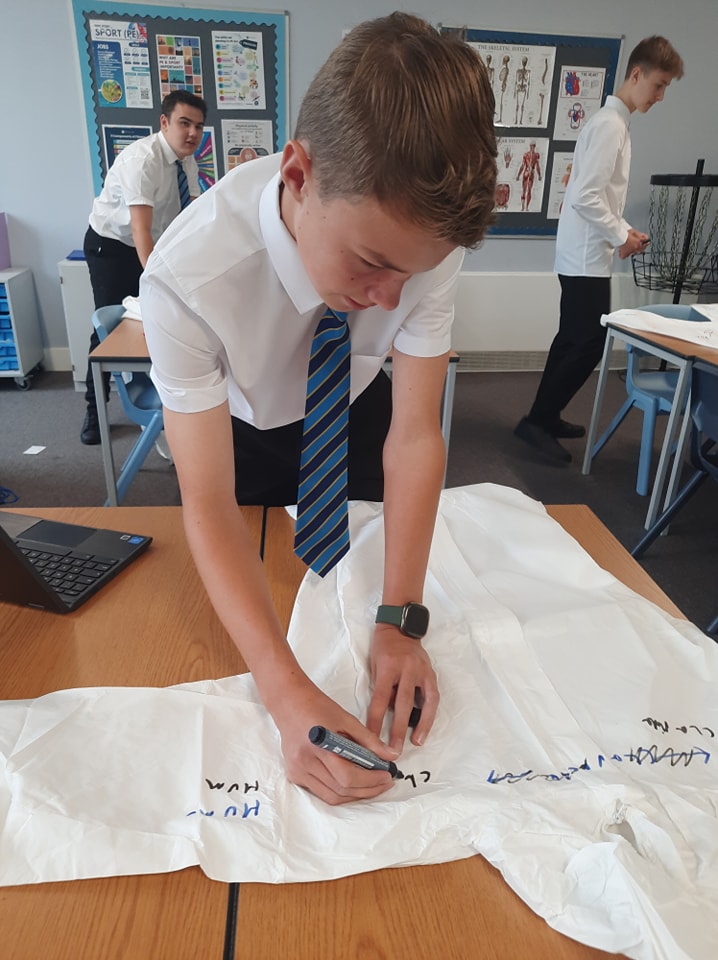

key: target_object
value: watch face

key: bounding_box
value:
[402,603,430,639]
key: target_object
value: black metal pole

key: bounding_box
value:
[673,158,705,303]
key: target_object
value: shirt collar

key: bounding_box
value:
[158,130,183,165]
[259,171,323,314]
[604,95,632,128]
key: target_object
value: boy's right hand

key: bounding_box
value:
[271,684,400,805]
[618,229,650,259]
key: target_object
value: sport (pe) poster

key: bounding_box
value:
[90,19,152,109]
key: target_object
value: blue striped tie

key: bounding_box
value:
[175,160,191,210]
[294,308,351,577]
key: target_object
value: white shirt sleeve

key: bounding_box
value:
[141,256,229,414]
[569,118,630,249]
[393,247,464,357]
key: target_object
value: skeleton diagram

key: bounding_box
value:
[498,55,510,123]
[537,57,549,125]
[514,56,531,125]
[484,53,495,87]
[516,142,542,211]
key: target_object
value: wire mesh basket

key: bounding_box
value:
[632,163,718,298]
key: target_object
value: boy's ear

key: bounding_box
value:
[280,140,313,201]
[628,64,643,85]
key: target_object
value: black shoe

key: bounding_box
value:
[80,410,101,445]
[551,419,585,440]
[514,417,571,463]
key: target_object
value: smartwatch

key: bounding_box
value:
[375,602,430,640]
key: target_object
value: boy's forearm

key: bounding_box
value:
[180,499,310,710]
[380,425,445,605]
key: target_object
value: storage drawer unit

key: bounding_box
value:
[0,267,44,388]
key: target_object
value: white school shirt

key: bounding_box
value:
[140,153,463,430]
[554,96,632,277]
[88,131,200,247]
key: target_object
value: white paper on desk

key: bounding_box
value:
[121,295,142,321]
[601,307,718,348]
[1,484,717,960]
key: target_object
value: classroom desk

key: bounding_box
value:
[0,505,260,960]
[0,502,683,960]
[89,318,153,507]
[89,319,460,506]
[582,321,718,529]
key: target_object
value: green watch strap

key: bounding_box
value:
[375,604,404,628]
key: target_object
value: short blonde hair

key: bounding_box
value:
[626,36,684,79]
[295,13,497,249]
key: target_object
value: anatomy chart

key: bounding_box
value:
[546,150,575,219]
[470,42,555,128]
[440,24,622,234]
[496,137,549,213]
[553,65,606,141]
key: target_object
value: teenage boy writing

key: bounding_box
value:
[515,36,684,463]
[141,14,497,804]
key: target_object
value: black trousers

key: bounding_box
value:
[528,274,611,428]
[83,226,143,409]
[231,370,392,505]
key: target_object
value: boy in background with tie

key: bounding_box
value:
[141,14,497,805]
[80,90,206,444]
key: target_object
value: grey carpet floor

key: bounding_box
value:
[1,368,716,634]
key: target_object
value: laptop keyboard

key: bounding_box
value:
[20,545,118,605]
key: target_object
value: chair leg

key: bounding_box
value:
[591,398,634,457]
[636,403,659,497]
[631,469,708,559]
[109,414,164,505]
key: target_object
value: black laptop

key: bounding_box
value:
[0,511,152,613]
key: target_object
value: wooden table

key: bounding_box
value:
[0,503,683,959]
[582,321,718,529]
[0,505,259,960]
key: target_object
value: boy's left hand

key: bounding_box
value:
[366,624,439,753]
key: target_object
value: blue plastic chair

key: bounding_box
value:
[590,303,698,496]
[92,305,165,505]
[632,363,718,633]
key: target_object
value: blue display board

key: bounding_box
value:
[440,25,623,237]
[73,1,289,195]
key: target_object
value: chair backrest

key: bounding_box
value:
[90,305,161,424]
[91,305,126,342]
[640,303,699,322]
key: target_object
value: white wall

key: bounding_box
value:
[1,0,716,361]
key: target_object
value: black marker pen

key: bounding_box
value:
[308,725,404,779]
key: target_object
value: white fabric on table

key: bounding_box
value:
[1,484,716,960]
